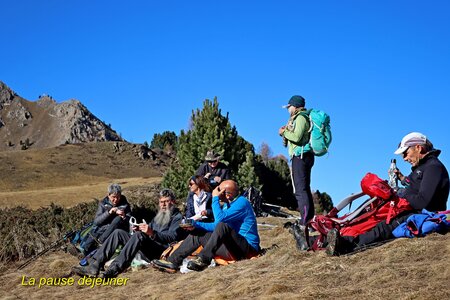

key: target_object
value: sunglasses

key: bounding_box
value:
[189,181,196,186]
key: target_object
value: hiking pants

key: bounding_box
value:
[343,211,415,250]
[82,216,127,254]
[92,229,166,272]
[168,222,259,266]
[292,152,315,225]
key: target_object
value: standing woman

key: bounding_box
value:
[279,95,315,226]
[185,175,213,222]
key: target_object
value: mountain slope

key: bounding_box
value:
[0,81,123,151]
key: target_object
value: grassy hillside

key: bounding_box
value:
[0,216,449,299]
[0,142,168,208]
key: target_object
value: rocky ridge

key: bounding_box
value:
[0,81,124,150]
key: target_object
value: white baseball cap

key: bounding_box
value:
[394,132,427,155]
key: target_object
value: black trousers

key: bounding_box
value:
[92,229,166,272]
[292,152,315,225]
[82,216,128,254]
[168,222,258,266]
[342,211,415,250]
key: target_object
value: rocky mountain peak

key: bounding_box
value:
[0,81,125,150]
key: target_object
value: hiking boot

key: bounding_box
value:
[186,256,210,272]
[71,264,99,277]
[100,266,120,279]
[151,259,179,273]
[326,228,342,256]
[292,223,309,251]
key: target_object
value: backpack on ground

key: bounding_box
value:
[300,109,332,156]
[242,186,264,217]
[67,222,97,254]
[305,173,413,251]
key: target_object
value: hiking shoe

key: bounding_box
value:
[292,223,309,251]
[100,266,120,279]
[71,265,99,277]
[151,259,179,273]
[326,228,341,256]
[186,256,210,272]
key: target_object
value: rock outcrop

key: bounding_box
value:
[0,81,124,150]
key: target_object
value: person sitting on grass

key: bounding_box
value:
[195,149,231,189]
[70,183,131,257]
[72,188,186,278]
[185,175,213,222]
[152,180,260,273]
[318,132,448,256]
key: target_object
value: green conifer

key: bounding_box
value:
[162,97,252,198]
[236,151,261,191]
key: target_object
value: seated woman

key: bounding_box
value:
[185,175,213,222]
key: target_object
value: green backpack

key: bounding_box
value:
[300,109,332,156]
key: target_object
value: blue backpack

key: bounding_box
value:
[300,109,332,156]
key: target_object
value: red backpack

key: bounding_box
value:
[305,173,413,251]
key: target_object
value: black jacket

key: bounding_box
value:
[195,162,231,186]
[93,195,132,226]
[402,150,449,211]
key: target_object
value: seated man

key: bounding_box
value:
[326,132,449,255]
[195,150,231,189]
[152,180,260,272]
[79,183,131,255]
[72,188,185,278]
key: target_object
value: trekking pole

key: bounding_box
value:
[17,230,75,270]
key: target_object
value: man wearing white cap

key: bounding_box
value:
[326,132,449,256]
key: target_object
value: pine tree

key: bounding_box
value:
[162,97,252,198]
[236,151,261,191]
[313,190,334,215]
[150,131,177,151]
[254,154,296,209]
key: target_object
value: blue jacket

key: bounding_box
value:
[194,195,260,251]
[392,209,450,238]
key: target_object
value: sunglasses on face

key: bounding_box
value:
[189,181,196,186]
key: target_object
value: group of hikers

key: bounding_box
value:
[70,95,449,279]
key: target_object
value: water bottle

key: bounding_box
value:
[388,159,398,189]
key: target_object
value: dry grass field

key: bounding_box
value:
[0,143,449,299]
[0,142,167,208]
[1,217,449,300]
[0,177,161,209]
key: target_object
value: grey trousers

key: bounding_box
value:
[92,229,166,272]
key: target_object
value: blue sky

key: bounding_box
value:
[2,1,449,208]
